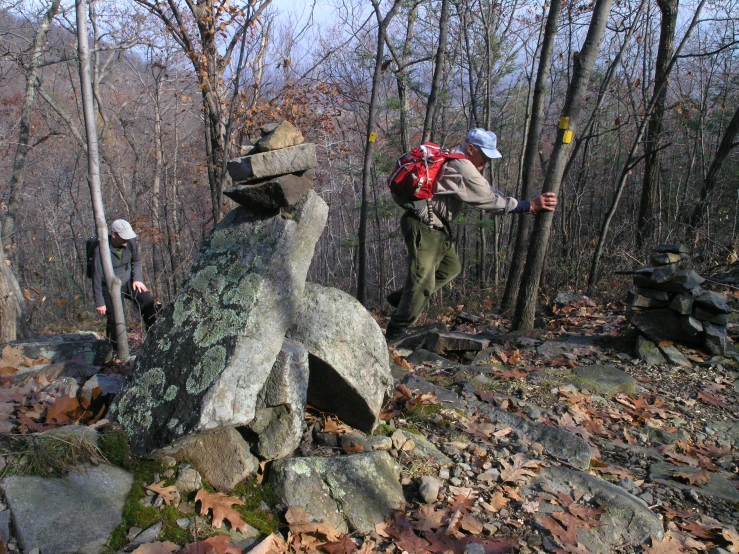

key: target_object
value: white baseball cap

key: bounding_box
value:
[110,219,137,240]
[465,128,503,159]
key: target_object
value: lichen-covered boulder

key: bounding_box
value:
[246,338,309,460]
[270,452,404,534]
[110,191,328,456]
[286,283,392,432]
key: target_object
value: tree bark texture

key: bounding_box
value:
[422,0,451,142]
[357,0,402,305]
[2,0,63,251]
[512,0,614,330]
[636,0,678,248]
[500,0,561,311]
[76,0,129,358]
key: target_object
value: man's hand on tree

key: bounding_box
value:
[132,281,148,293]
[530,192,558,213]
[96,306,106,315]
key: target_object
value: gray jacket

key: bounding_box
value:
[92,238,143,307]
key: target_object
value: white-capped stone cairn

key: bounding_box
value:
[619,244,733,360]
[111,123,395,535]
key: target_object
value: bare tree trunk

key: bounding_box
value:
[512,0,614,330]
[690,105,739,228]
[76,0,128,358]
[356,0,402,305]
[636,0,678,248]
[396,4,418,153]
[2,0,62,250]
[422,0,451,142]
[500,0,561,311]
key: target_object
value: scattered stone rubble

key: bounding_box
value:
[619,243,734,360]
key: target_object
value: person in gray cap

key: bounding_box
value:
[385,128,557,341]
[92,219,157,349]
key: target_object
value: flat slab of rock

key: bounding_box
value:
[387,322,449,350]
[270,452,404,533]
[156,427,258,493]
[655,244,689,254]
[636,336,666,365]
[227,144,317,182]
[658,344,692,368]
[649,463,739,502]
[2,464,133,554]
[572,365,636,397]
[704,322,729,355]
[536,334,603,360]
[391,429,453,467]
[224,173,314,212]
[401,374,463,410]
[246,338,308,460]
[0,333,112,367]
[627,291,667,310]
[629,309,701,345]
[406,348,458,369]
[528,466,663,552]
[705,420,739,447]
[110,191,328,456]
[425,332,489,355]
[12,361,99,384]
[480,405,591,470]
[286,283,392,432]
[695,291,731,313]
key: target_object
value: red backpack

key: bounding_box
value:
[388,142,466,203]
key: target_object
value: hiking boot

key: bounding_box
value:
[386,289,403,308]
[385,324,414,343]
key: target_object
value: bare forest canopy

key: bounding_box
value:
[0,0,737,334]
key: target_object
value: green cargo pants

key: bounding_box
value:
[387,212,461,334]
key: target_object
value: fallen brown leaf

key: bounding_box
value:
[146,481,178,506]
[284,505,341,541]
[320,535,357,554]
[195,489,248,533]
[673,468,711,486]
[131,542,180,554]
[500,453,543,484]
[642,531,689,553]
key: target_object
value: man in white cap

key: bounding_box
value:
[92,219,157,349]
[385,128,558,340]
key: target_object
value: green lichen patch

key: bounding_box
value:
[186,346,227,394]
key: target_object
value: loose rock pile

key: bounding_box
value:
[620,244,733,360]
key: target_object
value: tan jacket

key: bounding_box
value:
[410,152,518,229]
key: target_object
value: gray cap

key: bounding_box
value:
[110,219,136,240]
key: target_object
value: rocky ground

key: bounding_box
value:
[0,294,738,554]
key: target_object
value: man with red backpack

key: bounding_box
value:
[385,128,557,341]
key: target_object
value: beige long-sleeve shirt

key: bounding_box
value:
[409,152,519,229]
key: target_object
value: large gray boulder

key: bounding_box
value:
[0,333,112,367]
[629,309,701,345]
[528,466,663,553]
[2,464,133,554]
[246,338,309,460]
[270,452,404,533]
[572,365,636,397]
[110,191,328,456]
[286,283,392,432]
[225,173,315,212]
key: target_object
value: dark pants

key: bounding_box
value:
[387,213,461,334]
[103,282,157,349]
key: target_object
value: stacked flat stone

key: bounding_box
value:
[621,244,731,356]
[225,121,317,211]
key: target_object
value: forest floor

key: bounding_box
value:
[0,294,738,554]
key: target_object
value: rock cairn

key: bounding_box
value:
[620,244,732,358]
[224,121,317,212]
[109,121,395,536]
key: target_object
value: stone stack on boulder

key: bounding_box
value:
[225,121,317,212]
[110,122,395,536]
[620,244,732,359]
